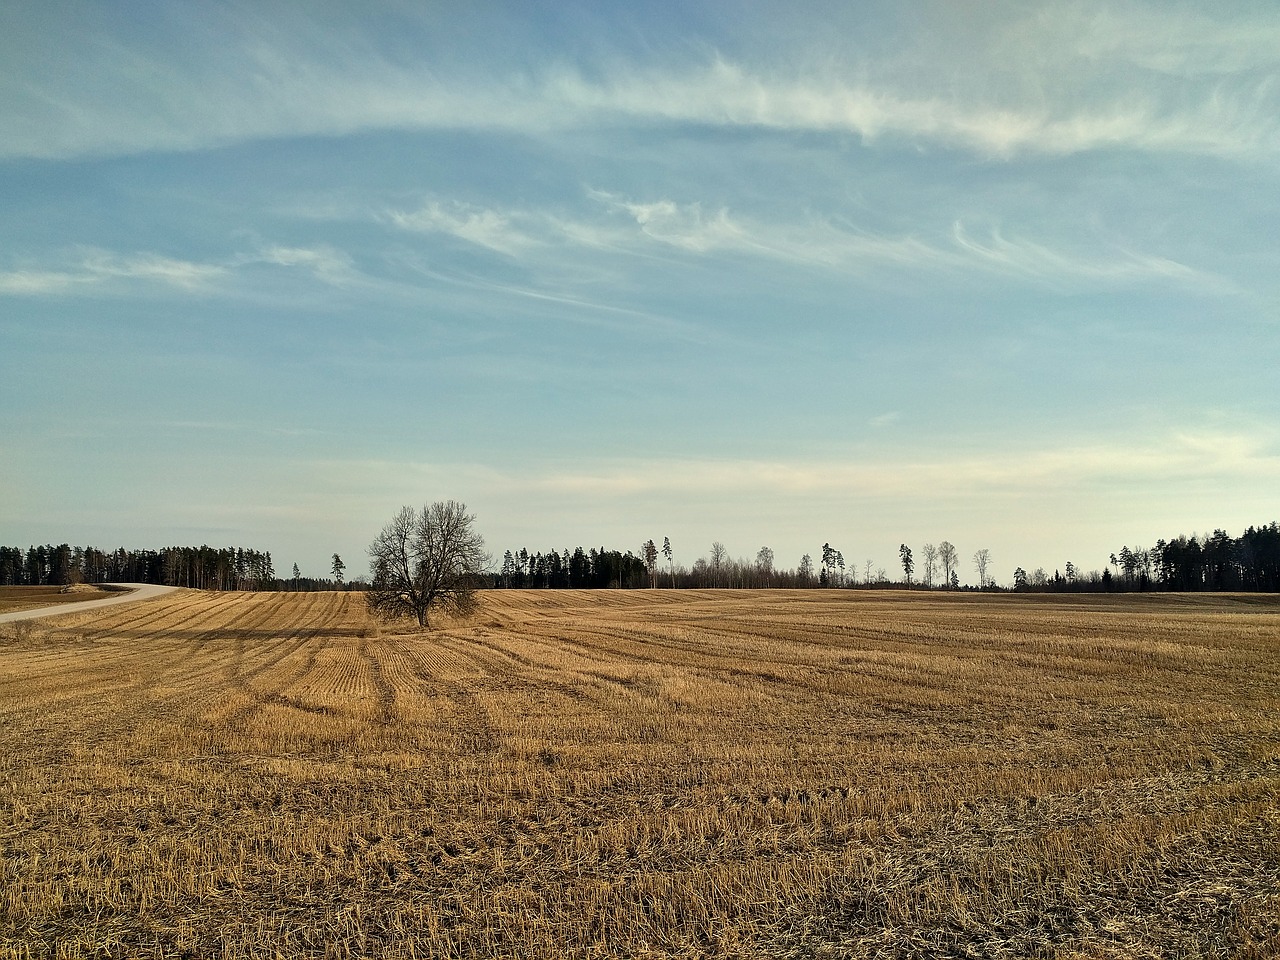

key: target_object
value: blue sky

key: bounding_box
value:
[2,0,1277,584]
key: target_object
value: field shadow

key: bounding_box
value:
[137,627,374,642]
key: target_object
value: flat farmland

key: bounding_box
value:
[1,590,1277,959]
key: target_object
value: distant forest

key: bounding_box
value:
[2,522,1276,593]
[493,522,1280,593]
[0,544,353,592]
[1088,524,1280,593]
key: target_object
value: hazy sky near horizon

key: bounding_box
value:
[2,0,1278,584]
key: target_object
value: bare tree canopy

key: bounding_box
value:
[755,546,774,574]
[921,543,938,588]
[367,501,488,629]
[938,541,958,588]
[973,548,992,589]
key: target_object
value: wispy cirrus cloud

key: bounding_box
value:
[379,188,1220,295]
[383,191,938,272]
[948,222,1217,290]
[28,60,1273,162]
[576,56,1278,160]
[0,244,364,298]
[5,200,1198,309]
[599,194,1222,292]
[590,194,749,254]
[587,190,951,271]
[0,269,94,296]
[245,244,356,285]
[0,251,226,295]
[3,4,1276,162]
[385,202,541,258]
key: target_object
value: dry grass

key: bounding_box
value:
[0,589,1277,958]
[0,586,116,614]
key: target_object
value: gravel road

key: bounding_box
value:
[0,583,179,624]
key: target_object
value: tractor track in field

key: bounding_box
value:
[0,594,247,750]
[217,593,353,727]
[392,632,502,755]
[77,590,242,642]
[358,629,398,725]
[447,627,624,706]
[1,592,362,754]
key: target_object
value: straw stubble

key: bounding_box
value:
[1,589,1276,957]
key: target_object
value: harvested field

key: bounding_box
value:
[0,589,1277,958]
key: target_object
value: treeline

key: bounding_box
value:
[0,544,370,592]
[280,576,363,592]
[492,545,818,590]
[1104,523,1278,592]
[0,544,286,591]
[493,548,649,589]
[0,543,277,590]
[7,521,1275,595]
[499,522,1280,594]
[1013,523,1280,593]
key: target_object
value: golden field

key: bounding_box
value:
[0,589,1277,959]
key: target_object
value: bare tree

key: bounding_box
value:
[921,543,938,588]
[756,546,774,586]
[367,501,488,629]
[710,541,728,587]
[938,541,957,588]
[973,548,992,589]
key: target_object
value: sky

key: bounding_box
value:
[2,0,1278,585]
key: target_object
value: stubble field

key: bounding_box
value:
[0,588,1277,958]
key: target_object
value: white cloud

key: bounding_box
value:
[0,243,366,298]
[949,221,1214,289]
[376,188,1222,297]
[594,194,747,254]
[249,244,355,285]
[586,188,934,267]
[81,251,226,289]
[577,56,1279,160]
[587,191,1218,291]
[0,269,93,295]
[0,251,225,296]
[386,202,540,258]
[1,188,1191,320]
[320,426,1280,506]
[385,190,940,275]
[4,4,1277,162]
